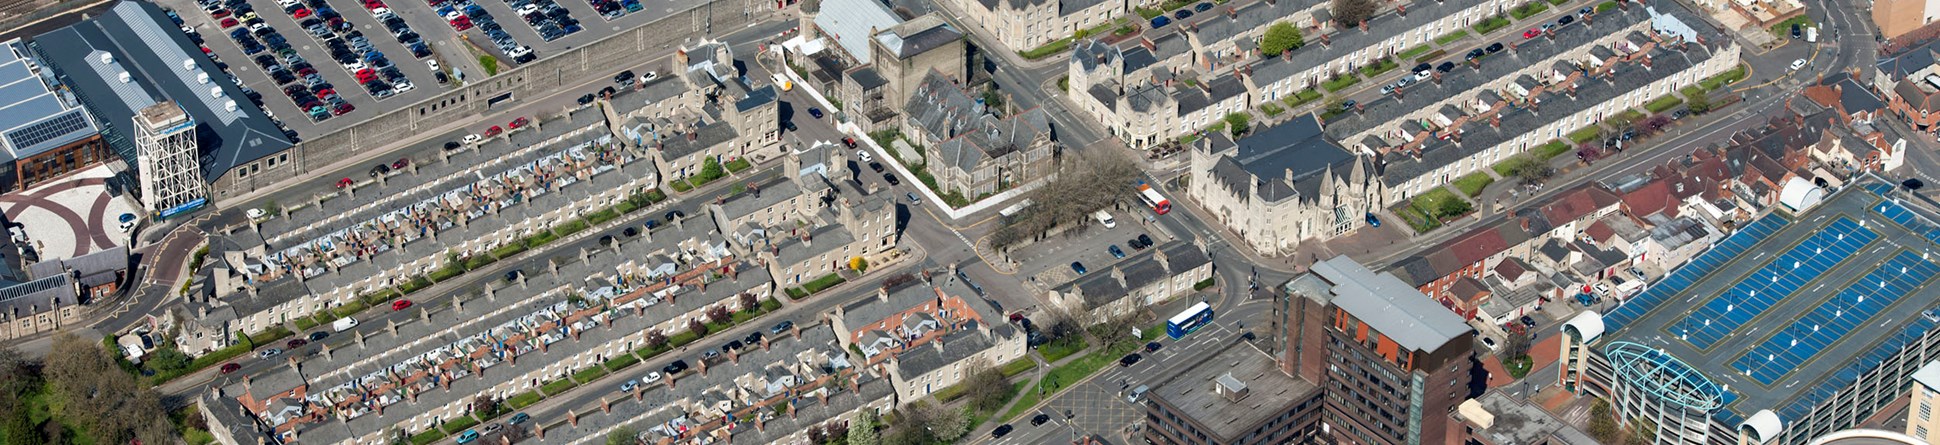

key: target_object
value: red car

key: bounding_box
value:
[391,299,413,311]
[333,103,355,115]
[483,125,503,137]
[392,158,410,169]
[1523,28,1541,38]
[210,9,231,19]
[336,177,354,188]
[841,137,857,148]
[220,363,242,374]
[363,0,387,9]
[355,68,377,82]
[292,8,312,18]
[509,117,530,129]
[286,339,308,348]
[219,17,239,28]
[449,16,472,30]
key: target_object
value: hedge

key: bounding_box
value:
[999,358,1037,377]
[801,273,847,295]
[571,365,609,383]
[1509,2,1548,20]
[1398,45,1432,60]
[1644,95,1684,113]
[1193,277,1216,291]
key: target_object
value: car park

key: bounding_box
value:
[1108,245,1125,258]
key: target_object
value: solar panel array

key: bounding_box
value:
[1675,217,1876,349]
[1603,215,1791,332]
[1730,251,1940,384]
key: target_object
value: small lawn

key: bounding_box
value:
[506,391,543,409]
[1644,94,1684,113]
[1534,139,1571,159]
[1699,63,1749,91]
[1768,15,1814,38]
[1596,0,1618,12]
[571,366,608,383]
[1000,358,1038,377]
[1285,89,1323,107]
[1509,2,1548,20]
[1472,16,1511,35]
[801,273,846,295]
[1504,355,1534,378]
[1453,172,1494,197]
[1358,57,1399,78]
[1567,126,1603,144]
[1409,188,1473,229]
[725,158,752,173]
[1398,45,1432,60]
[1261,102,1285,117]
[1434,30,1471,45]
[1037,337,1087,362]
[540,379,578,395]
[1321,74,1361,93]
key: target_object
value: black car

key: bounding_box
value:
[723,340,744,351]
[1118,353,1142,367]
[615,70,635,86]
[308,331,330,341]
[1520,315,1537,328]
[1437,61,1456,72]
[770,320,794,334]
[1173,9,1191,19]
[445,141,463,150]
[1145,341,1162,352]
[992,424,1013,438]
[1557,14,1573,25]
[662,360,689,374]
[1031,413,1052,426]
[869,162,884,173]
[505,269,523,282]
[1194,1,1211,11]
[883,173,899,185]
[1137,233,1153,246]
[1465,48,1485,60]
[665,209,685,221]
[577,93,596,105]
[744,332,764,345]
[1412,62,1432,74]
[1485,42,1504,53]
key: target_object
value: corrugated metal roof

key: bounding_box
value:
[812,0,901,62]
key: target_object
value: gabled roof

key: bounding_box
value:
[1621,179,1672,218]
[1536,184,1620,225]
[1297,256,1470,354]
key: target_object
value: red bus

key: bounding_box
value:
[1137,180,1171,215]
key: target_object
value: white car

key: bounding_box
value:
[259,348,282,358]
[642,371,662,384]
[246,208,267,219]
[442,10,462,20]
[516,4,539,15]
[393,82,414,93]
[426,60,441,72]
[117,220,136,233]
[641,71,658,82]
[343,61,366,71]
[1594,283,1612,295]
[856,149,873,163]
[462,134,483,144]
[619,379,638,392]
[1790,59,1806,71]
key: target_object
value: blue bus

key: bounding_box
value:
[1166,302,1214,339]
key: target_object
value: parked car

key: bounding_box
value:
[745,332,764,345]
[808,107,824,119]
[992,424,1013,438]
[1145,341,1162,352]
[259,348,282,358]
[1071,261,1088,275]
[882,173,899,186]
[619,379,638,392]
[663,360,689,374]
[642,371,663,384]
[1522,28,1541,38]
[770,320,794,334]
[1118,353,1142,366]
[220,363,242,373]
[307,331,329,341]
[391,299,413,311]
[1031,413,1051,426]
[508,413,531,425]
[1108,245,1125,259]
[286,339,308,348]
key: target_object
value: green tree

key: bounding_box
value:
[607,426,638,445]
[1686,91,1713,114]
[698,157,727,183]
[848,410,880,445]
[1261,22,1304,56]
[1223,113,1252,137]
[1588,399,1621,443]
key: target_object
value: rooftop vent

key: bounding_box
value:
[224,100,238,112]
[181,59,197,71]
[209,87,224,99]
[197,72,210,84]
[1215,372,1249,402]
[118,72,132,83]
[98,53,114,65]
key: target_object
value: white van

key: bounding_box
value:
[1126,384,1149,403]
[1094,210,1117,229]
[333,317,359,332]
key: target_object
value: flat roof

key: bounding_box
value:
[1147,340,1317,441]
[1596,179,1940,426]
[32,1,291,181]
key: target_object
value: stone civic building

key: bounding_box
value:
[940,0,1123,51]
[1185,116,1382,257]
[903,71,1057,198]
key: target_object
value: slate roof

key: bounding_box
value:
[1185,0,1326,48]
[1054,242,1210,307]
[656,115,740,161]
[848,67,889,90]
[0,274,73,316]
[1204,115,1356,203]
[894,321,1012,377]
[976,0,1109,16]
[905,71,1052,174]
[33,0,293,181]
[734,85,777,112]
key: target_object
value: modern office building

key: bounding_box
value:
[0,39,107,194]
[1906,360,1940,442]
[133,101,202,217]
[1280,255,1478,445]
[1558,178,1940,445]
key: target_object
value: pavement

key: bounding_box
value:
[0,165,135,260]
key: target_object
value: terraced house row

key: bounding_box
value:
[1068,0,1519,149]
[1178,3,1737,256]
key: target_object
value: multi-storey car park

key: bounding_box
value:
[1559,177,1940,445]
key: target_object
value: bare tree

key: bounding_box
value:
[43,333,172,445]
[1039,306,1085,341]
[959,358,1009,412]
[991,149,1141,249]
[687,318,710,337]
[645,329,669,349]
[887,401,969,445]
[1332,0,1379,27]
